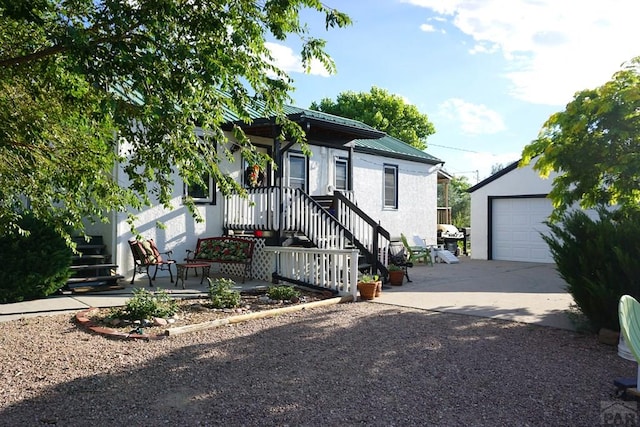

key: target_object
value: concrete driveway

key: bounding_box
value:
[374,257,575,330]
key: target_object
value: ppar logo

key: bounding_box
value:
[601,401,638,426]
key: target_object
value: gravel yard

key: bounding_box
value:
[0,301,634,426]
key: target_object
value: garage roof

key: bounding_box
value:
[467,160,520,193]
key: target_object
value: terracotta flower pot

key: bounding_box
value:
[357,281,378,300]
[388,269,404,286]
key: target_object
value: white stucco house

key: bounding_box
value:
[467,159,558,263]
[82,105,446,289]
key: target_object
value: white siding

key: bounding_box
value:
[470,160,556,261]
[352,153,439,245]
[113,133,244,280]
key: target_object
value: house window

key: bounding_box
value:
[335,157,348,191]
[384,165,398,209]
[185,173,216,204]
[288,153,307,192]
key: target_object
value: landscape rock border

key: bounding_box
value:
[75,295,354,340]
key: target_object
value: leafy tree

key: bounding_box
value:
[438,176,470,228]
[309,86,435,149]
[521,57,640,331]
[450,176,471,228]
[0,0,350,239]
[522,56,640,219]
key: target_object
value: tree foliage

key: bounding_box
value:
[450,176,471,228]
[438,176,470,228]
[522,57,640,219]
[0,0,350,239]
[543,209,640,332]
[0,213,73,303]
[309,86,435,149]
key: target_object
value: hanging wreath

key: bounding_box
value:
[245,164,265,188]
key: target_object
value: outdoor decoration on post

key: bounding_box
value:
[245,164,265,188]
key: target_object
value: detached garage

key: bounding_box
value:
[468,159,557,263]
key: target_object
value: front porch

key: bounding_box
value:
[223,186,392,294]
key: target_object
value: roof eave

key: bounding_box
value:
[355,146,443,166]
[467,160,520,193]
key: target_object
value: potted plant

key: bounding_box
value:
[387,264,405,286]
[357,274,381,300]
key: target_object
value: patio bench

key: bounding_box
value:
[185,236,255,283]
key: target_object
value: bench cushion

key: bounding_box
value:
[196,239,252,262]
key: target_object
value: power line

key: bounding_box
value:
[455,170,480,183]
[428,143,479,154]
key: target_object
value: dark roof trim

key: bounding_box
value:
[438,169,454,180]
[467,159,520,193]
[354,145,443,166]
[225,102,385,138]
[292,114,385,139]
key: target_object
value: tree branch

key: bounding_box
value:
[0,32,139,68]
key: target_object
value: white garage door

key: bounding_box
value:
[491,197,554,263]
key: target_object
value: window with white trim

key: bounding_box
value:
[185,173,216,205]
[383,164,398,209]
[335,157,348,191]
[288,152,307,191]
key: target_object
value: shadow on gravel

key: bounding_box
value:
[0,304,634,426]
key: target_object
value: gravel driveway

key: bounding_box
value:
[0,301,634,426]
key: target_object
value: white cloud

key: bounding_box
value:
[438,98,506,135]
[265,42,331,77]
[420,23,436,32]
[404,0,640,105]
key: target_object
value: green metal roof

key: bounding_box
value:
[283,106,383,135]
[111,85,440,164]
[353,134,443,165]
[223,101,385,139]
[226,103,442,164]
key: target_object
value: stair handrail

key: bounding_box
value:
[224,187,392,277]
[333,191,391,276]
[282,188,344,249]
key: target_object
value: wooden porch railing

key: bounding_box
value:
[332,191,391,277]
[225,186,279,231]
[437,207,452,225]
[224,187,392,278]
[282,188,347,249]
[263,246,359,298]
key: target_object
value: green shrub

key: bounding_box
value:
[544,209,640,331]
[208,278,241,309]
[0,213,73,303]
[267,285,300,301]
[115,288,178,321]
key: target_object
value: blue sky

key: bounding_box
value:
[266,0,639,182]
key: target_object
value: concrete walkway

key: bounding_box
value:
[0,274,270,323]
[0,258,575,329]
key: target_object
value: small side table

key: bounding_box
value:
[175,263,211,289]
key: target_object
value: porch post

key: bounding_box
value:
[274,129,284,244]
[371,222,380,277]
[348,145,354,191]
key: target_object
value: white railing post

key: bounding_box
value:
[263,246,359,297]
